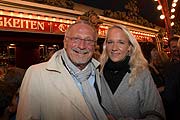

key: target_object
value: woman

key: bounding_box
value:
[100,25,165,120]
[141,42,169,93]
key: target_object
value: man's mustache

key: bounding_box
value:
[72,48,89,54]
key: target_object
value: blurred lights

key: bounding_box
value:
[28,14,32,19]
[19,13,23,17]
[66,19,70,24]
[39,44,44,47]
[154,0,178,31]
[0,3,174,38]
[0,10,3,15]
[160,14,165,19]
[170,0,178,27]
[45,16,49,20]
[130,30,155,37]
[157,5,162,10]
[10,11,14,16]
[0,9,75,25]
[52,17,56,22]
[37,16,40,20]
[10,44,15,46]
[170,15,175,19]
[171,22,174,26]
[171,8,175,12]
[59,19,63,22]
[172,3,176,7]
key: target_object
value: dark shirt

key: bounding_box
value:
[163,62,180,120]
[149,65,164,88]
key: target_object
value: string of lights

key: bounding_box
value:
[154,0,178,38]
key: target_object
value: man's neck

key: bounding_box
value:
[74,63,88,70]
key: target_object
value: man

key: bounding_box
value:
[163,38,180,120]
[163,61,180,120]
[16,20,108,120]
[168,37,180,62]
[0,81,18,120]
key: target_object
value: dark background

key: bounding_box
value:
[73,0,180,27]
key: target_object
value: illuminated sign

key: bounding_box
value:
[52,22,70,33]
[0,16,50,32]
[0,15,70,34]
[0,15,154,41]
[0,15,108,37]
[98,26,108,37]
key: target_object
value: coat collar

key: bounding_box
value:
[45,49,100,120]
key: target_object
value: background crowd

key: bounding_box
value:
[0,20,179,120]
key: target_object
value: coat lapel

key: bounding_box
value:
[46,50,93,120]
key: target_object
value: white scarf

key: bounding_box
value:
[61,49,108,120]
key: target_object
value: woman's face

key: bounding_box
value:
[151,48,159,60]
[106,28,131,62]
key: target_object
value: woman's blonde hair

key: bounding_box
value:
[100,24,148,86]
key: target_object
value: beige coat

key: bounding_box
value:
[16,50,101,120]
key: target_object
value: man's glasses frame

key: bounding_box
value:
[66,36,96,46]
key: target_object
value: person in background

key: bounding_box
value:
[162,38,180,120]
[178,37,180,46]
[93,44,101,61]
[44,47,59,62]
[3,67,26,89]
[99,25,165,120]
[141,42,169,93]
[0,81,17,120]
[2,67,26,120]
[168,36,179,63]
[0,67,5,81]
[16,20,108,120]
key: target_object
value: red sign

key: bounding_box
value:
[98,27,108,37]
[51,22,69,34]
[0,15,154,41]
[0,15,109,37]
[0,15,72,34]
[0,16,51,33]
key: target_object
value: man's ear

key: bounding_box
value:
[63,39,67,49]
[103,42,106,50]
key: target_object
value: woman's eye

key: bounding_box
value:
[118,41,125,44]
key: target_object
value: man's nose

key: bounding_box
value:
[78,39,86,49]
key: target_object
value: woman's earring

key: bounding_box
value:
[127,50,130,56]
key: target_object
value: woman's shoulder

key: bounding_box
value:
[137,68,151,78]
[134,68,152,85]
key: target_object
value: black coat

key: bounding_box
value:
[163,62,180,120]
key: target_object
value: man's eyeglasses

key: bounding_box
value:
[66,36,96,46]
